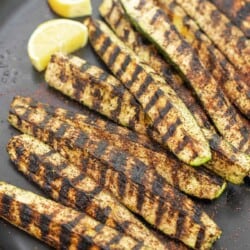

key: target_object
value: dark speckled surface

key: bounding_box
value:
[0,1,250,249]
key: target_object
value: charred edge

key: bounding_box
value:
[239,126,250,152]
[135,75,153,99]
[40,213,52,241]
[236,3,250,27]
[153,102,173,128]
[125,65,143,89]
[59,213,86,248]
[107,46,121,68]
[162,118,182,144]
[144,88,165,113]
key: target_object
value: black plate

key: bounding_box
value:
[0,1,250,249]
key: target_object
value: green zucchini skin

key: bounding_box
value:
[8,98,222,250]
[85,17,211,166]
[119,0,250,155]
[175,0,250,78]
[99,0,250,184]
[155,0,250,120]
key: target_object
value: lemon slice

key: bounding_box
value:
[48,0,92,18]
[27,19,88,71]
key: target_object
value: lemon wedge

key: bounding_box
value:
[27,19,88,71]
[48,0,92,18]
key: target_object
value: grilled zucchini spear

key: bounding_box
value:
[11,96,226,199]
[7,134,168,250]
[99,0,250,184]
[155,0,250,119]
[175,0,250,77]
[211,0,250,38]
[84,18,211,166]
[8,100,222,249]
[0,182,147,250]
[119,0,250,154]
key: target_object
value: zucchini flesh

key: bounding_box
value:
[84,17,211,166]
[119,0,250,155]
[7,133,167,249]
[11,95,227,199]
[8,100,222,249]
[175,0,250,77]
[99,0,250,184]
[156,0,250,119]
[0,182,146,250]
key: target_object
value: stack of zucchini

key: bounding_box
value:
[2,0,250,249]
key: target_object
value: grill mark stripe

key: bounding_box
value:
[195,228,206,249]
[136,184,145,212]
[175,212,186,239]
[94,141,109,159]
[90,25,102,44]
[135,75,152,99]
[150,9,162,25]
[107,46,121,67]
[20,204,33,228]
[120,54,131,73]
[144,88,165,113]
[59,214,85,248]
[105,233,123,247]
[125,65,143,89]
[175,135,191,154]
[98,36,112,57]
[94,206,112,225]
[136,0,146,10]
[0,194,12,217]
[80,62,91,73]
[162,118,182,144]
[153,102,173,128]
[74,132,89,149]
[71,173,86,186]
[117,172,127,198]
[40,214,52,241]
[114,14,123,28]
[155,198,166,227]
[105,1,116,19]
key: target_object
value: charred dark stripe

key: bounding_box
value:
[55,123,70,139]
[107,46,121,68]
[144,88,165,113]
[110,151,128,172]
[152,174,166,198]
[58,178,72,202]
[133,242,144,250]
[28,153,41,174]
[222,22,233,43]
[0,194,12,217]
[125,65,143,89]
[106,233,123,247]
[73,78,87,101]
[74,132,89,149]
[98,36,112,57]
[135,75,152,99]
[80,62,91,73]
[114,14,123,28]
[94,140,109,158]
[90,22,102,42]
[150,9,162,25]
[76,186,103,210]
[94,206,112,225]
[59,214,85,248]
[77,235,94,249]
[131,159,147,184]
[115,220,131,234]
[236,36,247,52]
[117,172,127,198]
[105,121,118,134]
[94,223,105,233]
[135,0,147,10]
[110,97,122,122]
[123,28,130,41]
[99,71,109,82]
[155,198,166,227]
[239,127,250,151]
[235,3,250,27]
[136,184,145,212]
[195,228,206,249]
[175,135,190,154]
[175,212,186,239]
[105,1,116,20]
[210,9,222,27]
[153,102,173,128]
[162,118,182,144]
[120,54,131,73]
[40,214,52,241]
[71,173,86,186]
[20,203,33,228]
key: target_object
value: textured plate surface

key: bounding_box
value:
[0,1,250,249]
